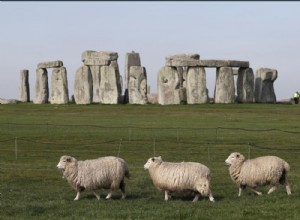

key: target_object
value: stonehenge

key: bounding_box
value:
[19,51,278,105]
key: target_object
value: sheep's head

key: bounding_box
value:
[57,155,77,171]
[144,156,163,170]
[225,152,245,166]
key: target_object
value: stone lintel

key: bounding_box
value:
[37,60,63,69]
[199,60,249,68]
[82,50,118,66]
[165,53,200,67]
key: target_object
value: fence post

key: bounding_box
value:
[15,136,18,160]
[153,138,156,156]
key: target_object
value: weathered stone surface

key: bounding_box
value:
[109,60,122,96]
[0,98,18,104]
[200,60,249,68]
[125,51,141,91]
[34,68,49,104]
[90,66,101,103]
[214,67,235,103]
[81,51,118,66]
[19,69,30,102]
[49,67,69,104]
[255,68,277,103]
[74,66,93,104]
[158,66,180,105]
[37,60,63,69]
[147,93,158,104]
[186,67,209,104]
[236,68,254,103]
[128,66,148,104]
[99,66,120,104]
[166,54,201,67]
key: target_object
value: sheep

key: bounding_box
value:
[57,155,130,201]
[144,156,215,202]
[225,152,291,197]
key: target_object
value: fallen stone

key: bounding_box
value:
[37,61,63,69]
[0,98,18,104]
[236,68,254,103]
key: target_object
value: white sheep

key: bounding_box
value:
[225,152,291,196]
[144,156,215,202]
[57,155,130,201]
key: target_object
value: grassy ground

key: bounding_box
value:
[0,103,300,219]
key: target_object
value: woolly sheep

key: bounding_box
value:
[57,155,130,201]
[144,156,215,202]
[225,152,291,196]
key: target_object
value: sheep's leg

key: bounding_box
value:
[208,191,215,202]
[285,183,292,195]
[93,190,100,200]
[120,180,126,199]
[250,188,262,196]
[192,194,200,202]
[238,187,243,197]
[164,191,170,201]
[106,191,113,200]
[267,186,277,194]
[74,191,80,201]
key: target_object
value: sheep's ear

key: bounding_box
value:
[66,157,72,162]
[151,157,155,162]
[236,154,240,158]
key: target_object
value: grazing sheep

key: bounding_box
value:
[144,156,215,202]
[225,152,291,196]
[57,155,130,201]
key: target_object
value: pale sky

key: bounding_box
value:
[1,1,299,100]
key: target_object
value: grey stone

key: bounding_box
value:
[37,60,63,69]
[109,60,122,96]
[0,98,18,104]
[90,66,101,103]
[99,66,120,104]
[236,68,254,103]
[49,67,69,104]
[157,66,181,105]
[214,67,235,103]
[200,60,249,68]
[74,66,93,104]
[19,69,30,102]
[125,51,141,91]
[186,67,209,104]
[166,53,201,67]
[147,93,158,104]
[34,68,49,104]
[255,68,277,103]
[128,66,148,104]
[81,51,118,66]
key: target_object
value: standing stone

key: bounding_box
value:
[99,66,120,104]
[236,68,254,103]
[49,67,69,104]
[74,66,93,104]
[214,67,235,104]
[19,69,30,102]
[34,68,49,104]
[255,68,277,103]
[109,60,122,97]
[186,67,208,104]
[90,66,101,103]
[158,66,180,105]
[124,52,141,103]
[128,66,148,104]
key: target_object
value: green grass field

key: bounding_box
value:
[0,103,300,219]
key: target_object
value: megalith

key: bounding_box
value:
[90,66,101,103]
[158,66,180,105]
[186,67,208,104]
[236,68,254,103]
[19,69,30,102]
[214,67,235,103]
[125,52,141,90]
[49,67,69,104]
[34,68,49,104]
[128,66,147,104]
[99,66,120,104]
[255,68,277,103]
[74,65,93,104]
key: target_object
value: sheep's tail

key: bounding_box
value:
[283,161,290,172]
[279,160,290,185]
